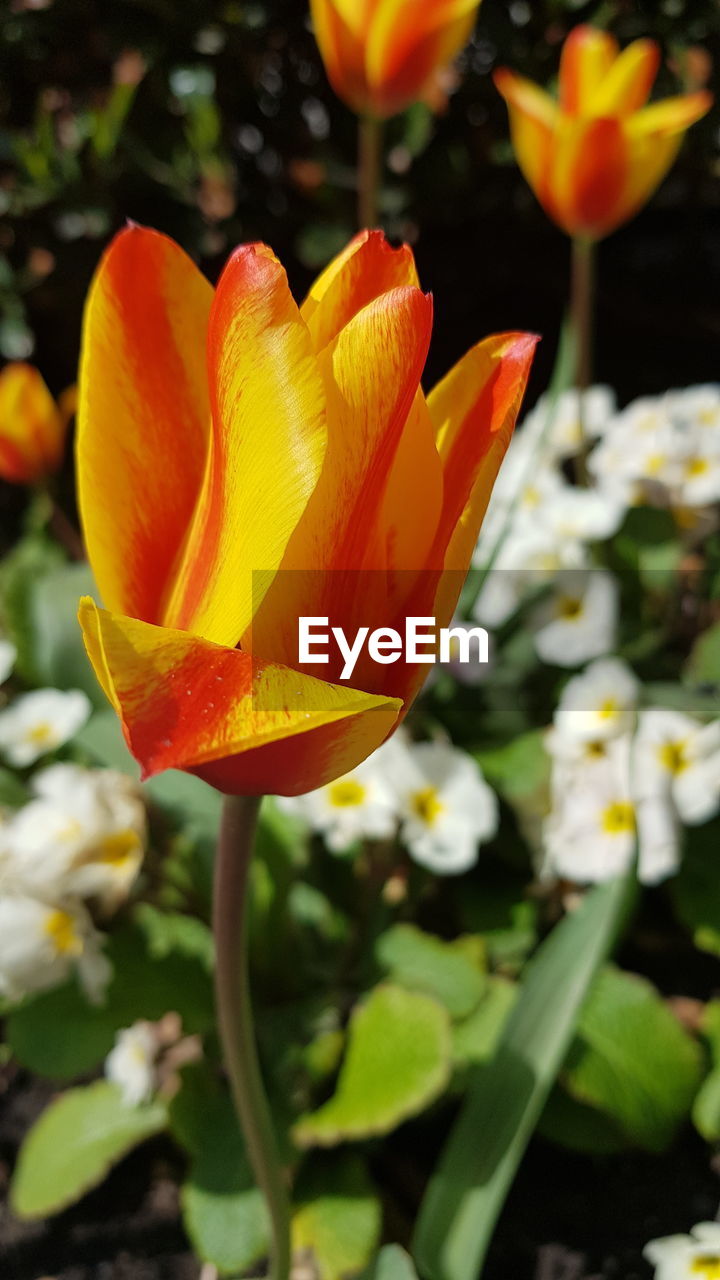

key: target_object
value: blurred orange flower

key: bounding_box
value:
[310,0,481,119]
[77,226,535,795]
[494,25,712,241]
[0,362,74,484]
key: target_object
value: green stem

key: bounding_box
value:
[213,794,291,1280]
[358,115,383,229]
[570,236,596,486]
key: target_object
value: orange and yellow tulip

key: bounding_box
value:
[310,0,481,119]
[76,226,535,796]
[494,25,712,241]
[0,362,74,484]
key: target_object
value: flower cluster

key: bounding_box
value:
[540,657,720,886]
[0,653,147,1004]
[644,1221,720,1279]
[473,382,720,668]
[279,730,498,876]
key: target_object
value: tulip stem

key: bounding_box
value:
[213,794,291,1280]
[358,115,383,228]
[570,236,596,486]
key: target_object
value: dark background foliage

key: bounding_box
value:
[1,0,718,412]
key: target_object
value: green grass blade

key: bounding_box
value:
[412,873,636,1280]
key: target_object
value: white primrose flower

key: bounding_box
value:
[0,688,91,767]
[0,639,17,686]
[541,734,679,886]
[529,569,619,668]
[384,734,498,875]
[552,658,639,744]
[2,764,146,911]
[277,754,398,853]
[0,894,111,1003]
[522,384,616,461]
[635,709,720,826]
[538,483,625,543]
[105,1022,159,1107]
[644,1221,720,1279]
[473,527,587,629]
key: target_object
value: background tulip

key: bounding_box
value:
[77,225,535,797]
[0,362,74,485]
[494,24,712,243]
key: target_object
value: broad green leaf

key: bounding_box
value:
[693,1068,720,1141]
[685,622,720,690]
[292,1153,381,1280]
[0,532,65,683]
[451,977,517,1069]
[20,560,103,703]
[413,873,635,1280]
[0,767,29,807]
[538,1085,625,1155]
[294,984,451,1147]
[376,924,486,1019]
[170,1063,268,1274]
[363,1245,420,1280]
[561,966,702,1151]
[476,730,550,806]
[133,903,214,969]
[11,1081,166,1218]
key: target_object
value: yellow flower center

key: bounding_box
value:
[585,740,607,759]
[97,829,141,866]
[685,456,709,478]
[597,697,618,721]
[27,721,55,747]
[44,908,83,956]
[646,453,666,476]
[557,594,583,620]
[691,1257,720,1279]
[658,739,688,774]
[522,485,540,508]
[328,779,366,809]
[698,408,719,426]
[411,786,444,827]
[601,801,635,835]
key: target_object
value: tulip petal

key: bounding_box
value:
[77,226,213,623]
[0,363,64,484]
[559,25,619,115]
[79,598,401,796]
[246,284,434,673]
[367,0,479,117]
[552,115,629,238]
[163,244,327,648]
[589,38,659,115]
[309,0,371,114]
[629,90,713,137]
[427,332,538,618]
[301,230,419,352]
[493,69,557,195]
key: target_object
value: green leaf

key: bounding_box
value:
[693,1068,720,1141]
[561,966,702,1151]
[19,561,103,703]
[685,622,720,690]
[413,873,635,1280]
[11,1081,166,1218]
[133,903,214,970]
[0,767,29,807]
[376,924,486,1019]
[292,1153,381,1280]
[538,1085,626,1155]
[0,533,65,682]
[451,977,517,1069]
[363,1246,420,1280]
[170,1063,268,1274]
[671,820,720,954]
[294,984,452,1147]
[476,730,550,806]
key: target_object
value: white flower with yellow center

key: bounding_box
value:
[2,764,146,911]
[635,709,720,826]
[530,569,619,668]
[277,755,398,853]
[384,735,498,875]
[553,658,639,745]
[538,483,625,543]
[0,688,91,767]
[473,527,586,629]
[105,1022,159,1107]
[522,384,616,462]
[672,432,720,508]
[0,894,111,1003]
[644,1221,720,1279]
[0,638,16,686]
